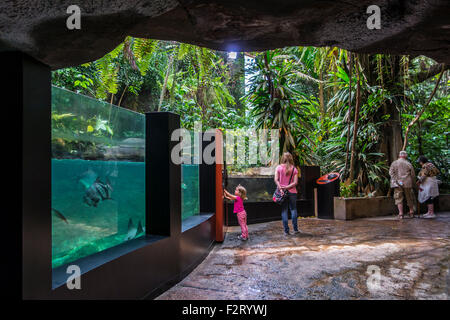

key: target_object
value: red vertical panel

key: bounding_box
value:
[215,129,224,242]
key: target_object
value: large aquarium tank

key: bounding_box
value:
[227,176,276,202]
[181,131,200,221]
[51,86,145,269]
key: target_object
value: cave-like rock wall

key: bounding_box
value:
[1,0,449,69]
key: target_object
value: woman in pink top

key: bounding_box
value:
[274,152,299,235]
[224,185,249,241]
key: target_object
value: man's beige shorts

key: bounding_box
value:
[394,187,416,210]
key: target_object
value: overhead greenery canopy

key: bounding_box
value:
[52,37,449,196]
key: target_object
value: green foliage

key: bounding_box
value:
[340,181,358,198]
[51,41,448,195]
[244,49,320,165]
[404,95,449,192]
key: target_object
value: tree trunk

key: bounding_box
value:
[319,69,325,118]
[417,121,423,156]
[351,54,444,195]
[402,68,445,150]
[263,52,287,158]
[158,53,175,111]
[343,52,353,180]
[117,85,128,107]
[349,55,361,181]
[380,103,404,165]
[263,52,274,99]
[374,56,404,167]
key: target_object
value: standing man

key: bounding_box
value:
[389,151,417,219]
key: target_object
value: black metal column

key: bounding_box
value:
[9,52,52,299]
[145,112,181,237]
[199,131,216,213]
[298,166,321,200]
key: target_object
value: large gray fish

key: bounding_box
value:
[83,177,113,207]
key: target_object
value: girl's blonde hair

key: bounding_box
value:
[237,184,248,200]
[281,152,294,174]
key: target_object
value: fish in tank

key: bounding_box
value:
[51,159,146,269]
[83,176,114,207]
[50,86,201,269]
[51,86,147,269]
[52,161,200,268]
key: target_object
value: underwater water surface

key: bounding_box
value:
[51,159,146,268]
[52,159,201,268]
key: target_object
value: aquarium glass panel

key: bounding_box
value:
[51,86,145,269]
[181,131,200,220]
[227,176,276,202]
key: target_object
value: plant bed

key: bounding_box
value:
[437,194,450,211]
[335,194,450,220]
[334,196,396,220]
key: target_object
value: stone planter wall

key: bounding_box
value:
[334,196,397,220]
[438,194,450,211]
[334,194,450,220]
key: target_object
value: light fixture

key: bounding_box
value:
[228,52,237,59]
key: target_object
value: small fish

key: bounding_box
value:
[125,218,144,240]
[52,208,69,224]
[181,183,187,190]
[136,220,144,236]
[126,218,135,240]
[83,177,113,207]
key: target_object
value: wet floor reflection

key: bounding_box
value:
[157,213,450,300]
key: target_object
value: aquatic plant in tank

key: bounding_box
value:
[51,86,146,269]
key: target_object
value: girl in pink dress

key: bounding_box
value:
[224,185,249,241]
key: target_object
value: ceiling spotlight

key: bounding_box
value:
[228,52,237,59]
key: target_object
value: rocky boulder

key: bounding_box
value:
[1,0,449,69]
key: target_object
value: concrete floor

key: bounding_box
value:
[157,212,450,300]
